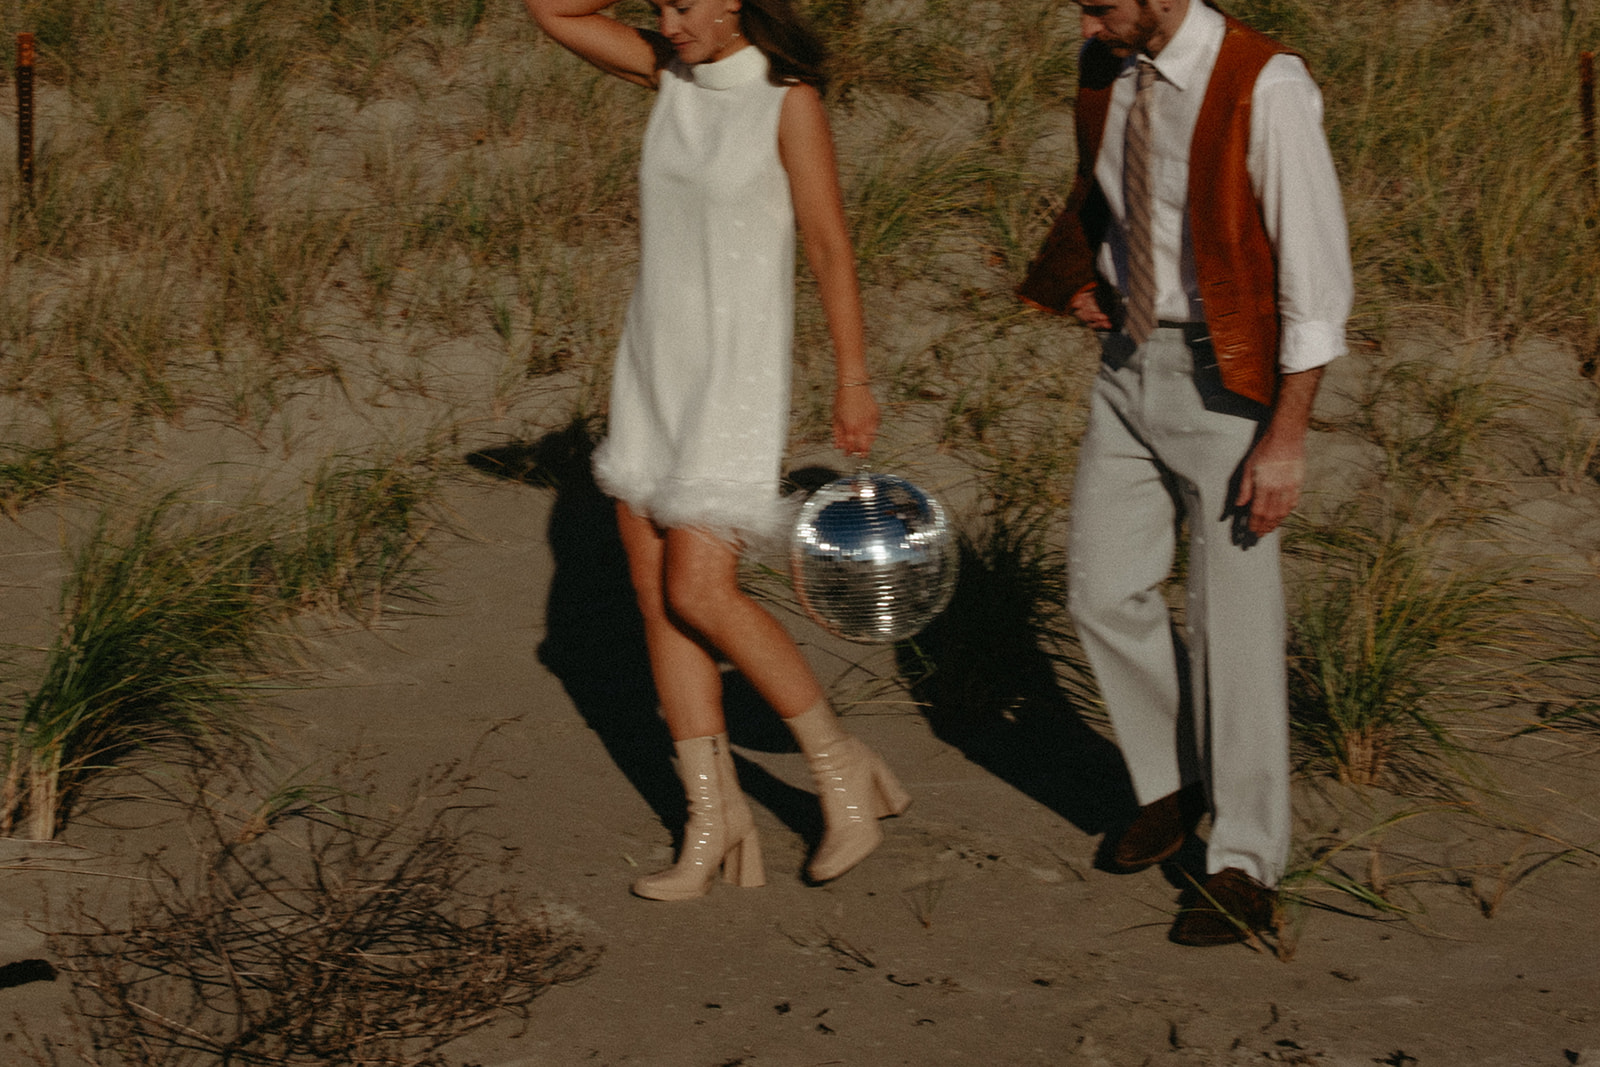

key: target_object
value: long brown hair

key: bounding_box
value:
[740,0,829,90]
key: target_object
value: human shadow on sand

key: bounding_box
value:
[892,528,1207,882]
[464,421,821,852]
[467,425,1201,884]
[788,465,1187,875]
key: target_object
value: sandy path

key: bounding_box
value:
[0,430,1596,1066]
[233,476,1600,1063]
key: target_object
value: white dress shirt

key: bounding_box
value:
[1093,1,1352,374]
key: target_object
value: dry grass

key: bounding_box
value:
[1246,0,1600,347]
[0,0,1594,947]
[2,496,277,841]
[1,455,439,841]
[1285,506,1532,790]
[40,758,598,1067]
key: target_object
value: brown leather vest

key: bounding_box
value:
[1018,16,1296,407]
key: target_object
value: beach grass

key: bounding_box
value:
[0,450,439,839]
[0,496,275,841]
[262,453,439,618]
[1241,0,1600,347]
[1284,506,1531,790]
[0,0,1594,943]
[0,433,95,516]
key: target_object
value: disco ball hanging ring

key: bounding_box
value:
[790,471,959,644]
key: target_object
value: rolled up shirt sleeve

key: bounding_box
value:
[1249,54,1353,374]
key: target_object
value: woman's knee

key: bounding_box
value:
[659,532,741,629]
[663,567,736,632]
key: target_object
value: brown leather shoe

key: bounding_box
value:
[1109,782,1206,872]
[1169,867,1277,946]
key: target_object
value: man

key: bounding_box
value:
[1019,0,1351,945]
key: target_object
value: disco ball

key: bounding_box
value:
[791,471,959,644]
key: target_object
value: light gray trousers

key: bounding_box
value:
[1067,327,1291,886]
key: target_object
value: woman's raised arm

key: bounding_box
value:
[523,0,668,88]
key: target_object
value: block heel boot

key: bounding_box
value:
[632,733,766,901]
[786,700,912,882]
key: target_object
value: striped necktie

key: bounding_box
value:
[1124,60,1158,345]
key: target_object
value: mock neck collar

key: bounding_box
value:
[691,44,767,90]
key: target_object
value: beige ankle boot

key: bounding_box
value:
[632,733,765,901]
[786,700,912,882]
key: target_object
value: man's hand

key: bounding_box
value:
[1069,283,1114,330]
[1233,366,1324,537]
[1235,438,1305,536]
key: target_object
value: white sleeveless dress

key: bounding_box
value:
[592,46,795,543]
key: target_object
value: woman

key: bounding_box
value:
[524,0,909,899]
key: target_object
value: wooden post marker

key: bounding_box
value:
[16,33,34,195]
[1582,51,1596,201]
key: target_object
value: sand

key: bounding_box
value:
[1,359,1598,1065]
[0,19,1598,1063]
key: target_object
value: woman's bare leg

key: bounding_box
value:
[615,501,906,886]
[618,502,825,731]
[615,502,728,740]
[654,528,911,881]
[658,525,825,721]
[616,503,769,897]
